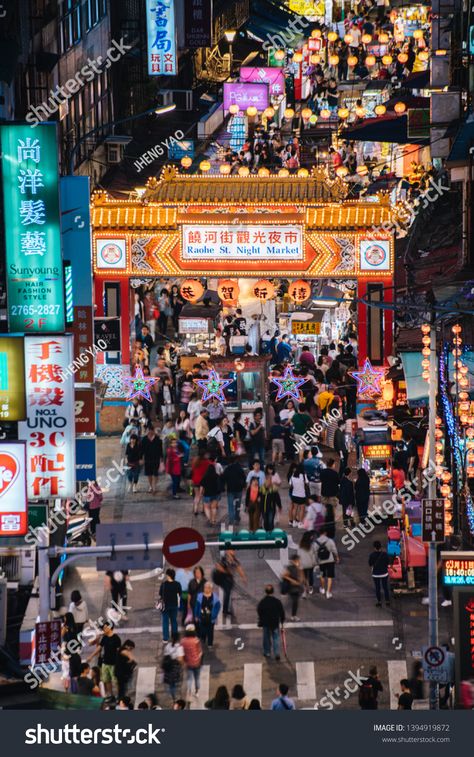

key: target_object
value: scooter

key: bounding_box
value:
[67,511,93,547]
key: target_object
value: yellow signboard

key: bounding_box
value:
[0,337,26,420]
[289,0,324,15]
[291,321,321,335]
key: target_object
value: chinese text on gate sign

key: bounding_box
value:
[182,225,303,260]
[146,0,177,75]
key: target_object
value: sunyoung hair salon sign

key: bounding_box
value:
[182,225,303,260]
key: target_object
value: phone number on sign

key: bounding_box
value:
[11,305,61,315]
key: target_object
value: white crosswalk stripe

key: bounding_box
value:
[243,663,262,703]
[134,666,156,709]
[189,665,210,710]
[296,661,316,701]
[387,660,408,710]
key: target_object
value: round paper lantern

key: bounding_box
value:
[348,55,358,67]
[200,159,211,172]
[297,167,309,177]
[413,29,424,40]
[219,162,231,174]
[329,54,340,66]
[180,279,204,303]
[238,166,250,176]
[336,165,349,177]
[229,103,239,115]
[355,106,366,118]
[375,104,386,116]
[246,105,258,116]
[278,168,290,177]
[398,52,408,63]
[310,53,321,64]
[365,55,376,66]
[379,33,389,44]
[320,108,331,119]
[394,101,406,114]
[284,107,295,119]
[218,279,240,305]
[382,54,393,65]
[357,164,369,176]
[418,50,429,61]
[288,279,311,303]
[344,33,353,44]
[181,156,192,169]
[309,114,318,124]
[312,29,322,38]
[338,107,349,119]
[252,279,276,301]
[258,167,270,176]
[264,106,275,118]
[327,31,338,42]
[293,51,303,63]
[274,49,285,60]
[362,34,372,44]
[301,107,312,120]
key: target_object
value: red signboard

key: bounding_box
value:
[163,527,205,568]
[70,306,94,384]
[75,388,96,434]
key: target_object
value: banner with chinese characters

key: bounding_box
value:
[71,306,94,384]
[35,620,61,665]
[146,0,177,76]
[182,225,303,261]
[239,67,286,97]
[184,0,212,48]
[0,123,65,333]
[0,442,27,537]
[0,337,26,421]
[19,336,76,499]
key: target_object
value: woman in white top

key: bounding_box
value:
[288,462,309,528]
[68,590,89,633]
[187,393,202,432]
[297,531,317,596]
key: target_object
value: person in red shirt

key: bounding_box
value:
[191,451,211,515]
[166,438,183,499]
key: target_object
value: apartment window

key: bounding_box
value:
[86,0,107,31]
[60,0,82,52]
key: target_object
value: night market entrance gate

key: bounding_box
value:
[91,166,395,397]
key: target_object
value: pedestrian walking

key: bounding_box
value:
[165,438,183,499]
[334,419,348,477]
[200,457,223,526]
[105,570,129,616]
[114,640,136,700]
[191,451,210,515]
[162,632,184,702]
[212,550,246,619]
[85,480,103,536]
[260,472,282,531]
[194,582,221,649]
[298,532,317,596]
[88,622,121,697]
[159,568,182,642]
[257,585,285,661]
[245,476,262,532]
[281,555,304,621]
[315,527,339,599]
[205,686,230,710]
[359,665,383,710]
[222,455,246,525]
[181,624,203,697]
[125,434,141,493]
[230,684,249,710]
[320,458,339,538]
[288,462,309,528]
[339,467,355,527]
[68,590,89,634]
[355,468,371,520]
[140,424,162,494]
[187,566,206,619]
[369,540,391,607]
[248,408,266,466]
[396,679,414,710]
[270,683,295,710]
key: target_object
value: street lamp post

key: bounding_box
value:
[224,30,237,77]
[67,103,176,175]
[427,321,439,710]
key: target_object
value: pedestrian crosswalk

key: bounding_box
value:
[134,658,407,710]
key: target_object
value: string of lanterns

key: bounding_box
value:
[181,278,313,305]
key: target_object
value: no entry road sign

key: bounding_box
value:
[163,527,205,568]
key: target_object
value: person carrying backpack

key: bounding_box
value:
[316,526,339,599]
[358,665,383,710]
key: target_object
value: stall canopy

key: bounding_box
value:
[244,0,306,45]
[342,114,430,145]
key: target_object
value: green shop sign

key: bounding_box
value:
[0,123,65,333]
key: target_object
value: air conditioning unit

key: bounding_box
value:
[104,135,132,164]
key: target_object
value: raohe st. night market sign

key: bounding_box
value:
[0,123,65,333]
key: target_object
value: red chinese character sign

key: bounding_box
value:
[271,366,308,402]
[217,279,240,307]
[123,365,158,403]
[195,369,233,402]
[288,279,312,303]
[180,278,204,303]
[349,358,385,398]
[18,336,76,499]
[0,442,27,536]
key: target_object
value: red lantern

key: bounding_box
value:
[252,279,276,301]
[180,278,204,303]
[288,279,312,303]
[217,279,240,306]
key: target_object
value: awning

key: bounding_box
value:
[342,114,429,145]
[403,70,430,90]
[244,0,306,46]
[400,352,428,404]
[446,113,474,166]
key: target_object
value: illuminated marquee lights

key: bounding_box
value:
[271,365,308,402]
[195,369,233,403]
[349,358,385,398]
[123,365,158,403]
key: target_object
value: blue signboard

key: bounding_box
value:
[146,0,177,76]
[75,437,97,482]
[168,139,195,159]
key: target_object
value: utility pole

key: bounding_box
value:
[37,522,51,623]
[428,322,439,710]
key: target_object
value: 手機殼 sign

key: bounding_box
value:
[146,0,177,75]
[182,225,303,260]
[0,123,65,333]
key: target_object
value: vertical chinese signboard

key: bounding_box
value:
[71,306,94,384]
[19,336,75,499]
[453,587,474,705]
[0,441,27,537]
[146,0,177,75]
[184,0,212,48]
[35,619,61,664]
[422,498,445,543]
[0,123,65,333]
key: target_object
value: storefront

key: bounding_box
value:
[91,166,394,396]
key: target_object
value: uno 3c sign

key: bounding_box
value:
[0,442,27,536]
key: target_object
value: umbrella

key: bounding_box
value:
[281,626,289,661]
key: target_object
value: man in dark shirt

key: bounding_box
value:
[222,456,247,525]
[88,622,121,696]
[359,665,383,710]
[76,663,95,696]
[159,568,182,642]
[368,540,390,607]
[139,325,154,352]
[257,585,285,661]
[320,458,340,539]
[397,679,414,710]
[333,419,348,478]
[233,308,247,335]
[248,409,266,466]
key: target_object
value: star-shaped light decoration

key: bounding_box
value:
[271,365,308,402]
[349,358,385,398]
[195,369,233,403]
[123,365,158,403]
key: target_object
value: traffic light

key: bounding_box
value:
[218,529,288,550]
